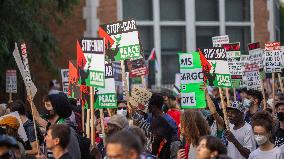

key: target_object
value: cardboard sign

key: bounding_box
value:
[179,52,206,109]
[248,42,264,68]
[127,58,148,78]
[129,86,152,111]
[99,19,142,61]
[212,35,229,47]
[95,63,117,109]
[264,42,281,73]
[61,69,69,94]
[68,61,80,99]
[240,55,250,66]
[201,48,232,88]
[77,38,105,87]
[222,42,241,61]
[6,70,17,93]
[244,64,261,90]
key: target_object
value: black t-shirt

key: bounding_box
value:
[59,153,72,159]
[274,127,284,147]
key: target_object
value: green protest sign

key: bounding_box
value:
[201,48,232,88]
[95,63,117,109]
[99,19,142,61]
[179,52,206,109]
[77,38,105,88]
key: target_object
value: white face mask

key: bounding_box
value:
[243,98,252,108]
[267,98,273,106]
[254,135,268,145]
[117,109,127,117]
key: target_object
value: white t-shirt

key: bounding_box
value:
[248,147,283,159]
[227,123,256,159]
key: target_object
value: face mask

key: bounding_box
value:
[277,112,284,122]
[267,99,273,106]
[243,98,252,108]
[254,135,268,145]
[117,109,127,117]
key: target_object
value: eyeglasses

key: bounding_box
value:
[117,107,127,110]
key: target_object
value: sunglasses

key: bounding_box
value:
[117,107,127,110]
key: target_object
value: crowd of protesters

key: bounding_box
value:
[0,79,283,159]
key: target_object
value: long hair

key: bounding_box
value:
[181,110,211,146]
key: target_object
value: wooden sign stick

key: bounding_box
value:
[82,101,85,133]
[219,88,229,130]
[233,88,236,101]
[86,109,90,138]
[225,88,230,107]
[141,75,146,88]
[120,61,132,114]
[272,73,276,114]
[260,79,267,110]
[90,86,95,145]
[8,93,13,103]
[99,109,106,145]
[278,73,284,93]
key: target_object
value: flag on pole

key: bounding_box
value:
[147,48,159,73]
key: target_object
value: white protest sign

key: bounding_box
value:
[181,92,196,107]
[61,69,69,94]
[212,35,229,47]
[244,64,261,90]
[180,68,204,84]
[264,42,281,73]
[6,70,17,93]
[240,55,250,66]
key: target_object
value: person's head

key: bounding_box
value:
[196,136,227,159]
[276,100,284,122]
[227,101,245,125]
[106,115,129,137]
[49,79,61,90]
[0,135,20,159]
[106,130,142,159]
[117,101,127,117]
[43,93,72,120]
[251,111,273,146]
[0,116,20,138]
[0,104,8,116]
[165,95,177,109]
[246,90,263,107]
[128,126,146,149]
[212,87,219,98]
[148,93,164,115]
[239,88,248,100]
[181,110,211,146]
[9,100,26,116]
[45,124,70,150]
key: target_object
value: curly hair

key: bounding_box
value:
[181,110,211,146]
[251,111,274,132]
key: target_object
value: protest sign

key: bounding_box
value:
[95,63,117,109]
[99,19,142,61]
[201,48,232,88]
[264,42,281,73]
[248,42,264,68]
[77,38,105,87]
[6,70,17,93]
[244,64,261,90]
[212,35,229,47]
[81,85,91,109]
[240,55,250,66]
[68,61,81,98]
[172,73,181,96]
[61,69,69,94]
[127,58,148,78]
[179,52,206,109]
[129,86,152,112]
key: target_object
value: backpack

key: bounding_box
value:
[76,133,91,159]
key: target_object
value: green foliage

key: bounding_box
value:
[0,0,79,75]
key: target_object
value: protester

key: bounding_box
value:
[0,135,23,159]
[225,101,256,159]
[244,90,263,123]
[106,130,142,159]
[0,103,9,116]
[10,100,40,156]
[196,135,227,159]
[166,94,181,137]
[116,101,128,117]
[148,93,179,159]
[249,111,283,159]
[45,124,72,159]
[31,93,81,159]
[106,114,129,138]
[48,79,61,95]
[177,110,211,159]
[274,100,284,151]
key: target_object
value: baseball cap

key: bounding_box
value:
[227,101,245,113]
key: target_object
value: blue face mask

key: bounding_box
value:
[201,109,212,119]
[243,98,252,108]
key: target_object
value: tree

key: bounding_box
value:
[0,0,79,96]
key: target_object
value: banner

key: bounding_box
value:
[77,38,105,87]
[127,58,148,78]
[212,35,229,47]
[179,52,206,109]
[99,19,142,61]
[264,42,281,73]
[201,48,232,88]
[68,61,80,98]
[95,63,117,109]
[61,69,69,94]
[6,70,17,93]
[244,64,261,90]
